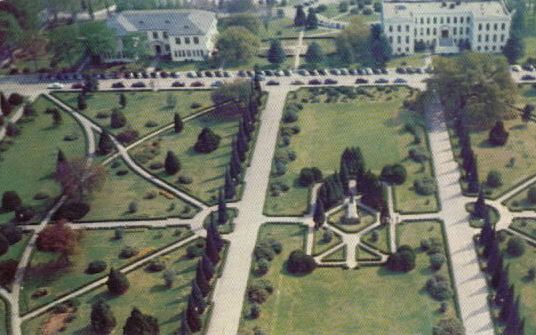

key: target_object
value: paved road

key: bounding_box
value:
[426,93,494,335]
[206,87,288,335]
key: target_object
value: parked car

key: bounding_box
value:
[266,80,280,86]
[171,81,186,87]
[47,82,64,89]
[522,64,535,71]
[211,80,223,87]
[324,78,338,84]
[396,67,407,74]
[191,81,205,87]
[71,83,84,89]
[291,80,304,85]
[205,71,214,77]
[308,79,322,85]
[355,78,369,84]
[196,71,204,78]
[298,69,308,76]
[214,70,223,77]
[375,78,389,84]
[372,68,381,75]
[112,82,125,88]
[394,78,407,84]
[223,71,231,77]
[511,65,521,72]
[238,70,247,77]
[521,74,536,81]
[160,71,169,78]
[415,68,424,74]
[187,71,196,78]
[131,81,146,88]
[283,69,292,76]
[381,68,388,74]
[349,69,358,75]
[141,72,149,78]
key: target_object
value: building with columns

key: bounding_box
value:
[381,0,512,55]
[106,9,218,62]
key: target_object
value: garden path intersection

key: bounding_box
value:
[1,70,536,335]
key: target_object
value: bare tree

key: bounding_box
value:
[55,157,107,202]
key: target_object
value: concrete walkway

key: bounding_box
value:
[425,93,494,335]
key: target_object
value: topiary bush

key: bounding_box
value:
[287,249,316,275]
[426,274,453,301]
[146,259,166,272]
[429,253,446,271]
[386,245,416,272]
[409,147,428,163]
[119,246,139,259]
[486,170,503,188]
[298,167,323,187]
[380,164,407,185]
[488,121,509,146]
[506,236,526,257]
[194,128,221,153]
[414,177,437,195]
[86,260,107,274]
[247,279,274,304]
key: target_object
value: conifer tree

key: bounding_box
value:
[294,5,306,26]
[499,285,515,322]
[240,117,251,142]
[207,219,224,252]
[107,268,129,295]
[495,264,510,305]
[230,152,242,180]
[174,112,183,133]
[305,7,318,30]
[123,308,159,335]
[191,280,207,314]
[474,187,487,219]
[179,313,192,335]
[165,151,181,175]
[339,159,350,196]
[186,295,202,332]
[0,92,11,116]
[313,198,325,229]
[217,188,228,225]
[98,132,114,156]
[119,93,127,108]
[201,253,215,281]
[479,213,493,246]
[224,168,236,200]
[77,93,87,110]
[205,233,221,264]
[195,261,211,297]
[236,135,248,162]
[491,256,504,289]
[90,299,116,334]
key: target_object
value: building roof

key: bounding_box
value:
[383,1,510,20]
[107,9,216,36]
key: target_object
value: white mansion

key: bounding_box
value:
[381,0,513,55]
[106,9,218,62]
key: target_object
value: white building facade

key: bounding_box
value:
[381,0,512,55]
[106,9,218,62]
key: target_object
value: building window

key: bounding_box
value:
[454,17,457,24]
[420,18,424,24]
[406,47,409,52]
[185,37,190,44]
[406,25,409,32]
[478,23,482,31]
[486,23,490,31]
[433,17,437,24]
[478,35,481,42]
[485,46,488,51]
[389,36,393,43]
[414,28,417,36]
[398,47,401,53]
[494,23,498,31]
[485,34,489,42]
[467,17,471,23]
[397,25,401,32]
[389,25,393,32]
[187,50,191,57]
[460,17,464,24]
[406,36,409,43]
[426,28,430,35]
[477,46,481,51]
[165,44,170,52]
[427,18,430,24]
[153,31,158,39]
[447,17,450,24]
[466,27,470,34]
[397,36,401,43]
[502,23,506,30]
[193,37,199,44]
[440,17,444,24]
[492,45,496,51]
[493,34,497,42]
[433,28,437,35]
[175,37,181,44]
[501,34,505,42]
[163,32,168,39]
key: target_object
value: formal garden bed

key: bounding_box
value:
[0,96,86,225]
[52,90,212,138]
[450,85,536,199]
[20,226,192,313]
[504,181,536,212]
[264,86,439,217]
[238,222,459,335]
[510,218,536,239]
[22,237,209,335]
[313,227,342,256]
[361,223,390,254]
[81,159,199,222]
[327,204,377,233]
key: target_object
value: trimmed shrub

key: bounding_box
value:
[408,147,428,162]
[110,110,127,129]
[287,250,316,274]
[0,224,22,244]
[426,274,453,301]
[146,260,166,272]
[414,177,436,195]
[186,240,205,258]
[194,128,221,153]
[116,128,139,144]
[488,121,509,146]
[283,111,298,123]
[53,202,90,221]
[486,170,503,188]
[119,246,139,259]
[506,236,526,257]
[15,206,35,222]
[250,303,261,319]
[298,167,323,187]
[386,245,416,272]
[380,164,407,185]
[8,93,24,106]
[128,201,138,213]
[86,260,107,274]
[178,176,193,184]
[247,280,274,304]
[429,253,446,271]
[2,191,22,212]
[255,259,270,276]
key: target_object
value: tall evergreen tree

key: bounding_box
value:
[313,198,326,229]
[305,41,324,64]
[90,299,116,334]
[217,188,228,225]
[305,8,318,30]
[122,308,159,335]
[98,132,114,156]
[207,219,224,252]
[474,187,487,219]
[0,92,11,116]
[186,295,202,332]
[165,151,181,175]
[229,151,242,180]
[179,313,192,335]
[267,39,286,65]
[195,261,211,297]
[236,133,248,162]
[190,280,207,314]
[119,93,127,108]
[479,212,493,246]
[174,112,183,133]
[77,93,87,110]
[495,264,510,305]
[224,168,236,200]
[240,117,252,142]
[500,285,515,322]
[201,253,215,281]
[503,33,524,64]
[491,256,504,289]
[205,233,221,264]
[339,162,350,196]
[294,5,306,26]
[57,149,66,164]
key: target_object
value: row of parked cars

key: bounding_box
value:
[511,64,536,72]
[265,77,408,86]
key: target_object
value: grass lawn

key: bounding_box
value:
[328,205,377,233]
[259,17,330,40]
[0,297,6,335]
[131,108,242,205]
[510,218,536,239]
[357,245,381,261]
[22,238,203,335]
[82,158,198,221]
[362,223,390,254]
[264,86,438,216]
[20,226,191,313]
[339,12,380,23]
[238,222,457,335]
[323,245,346,261]
[496,236,536,334]
[452,85,536,199]
[52,90,213,137]
[0,96,86,225]
[0,233,31,264]
[313,227,342,255]
[387,53,429,68]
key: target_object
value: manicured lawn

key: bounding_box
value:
[239,222,457,335]
[0,233,31,264]
[22,238,202,335]
[0,96,86,225]
[452,85,536,198]
[82,158,198,221]
[323,245,346,261]
[328,205,377,233]
[357,245,381,261]
[313,227,342,255]
[20,227,191,313]
[387,53,429,68]
[510,218,536,239]
[258,17,330,40]
[362,223,390,254]
[52,90,213,137]
[131,108,242,205]
[497,236,536,334]
[264,86,438,216]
